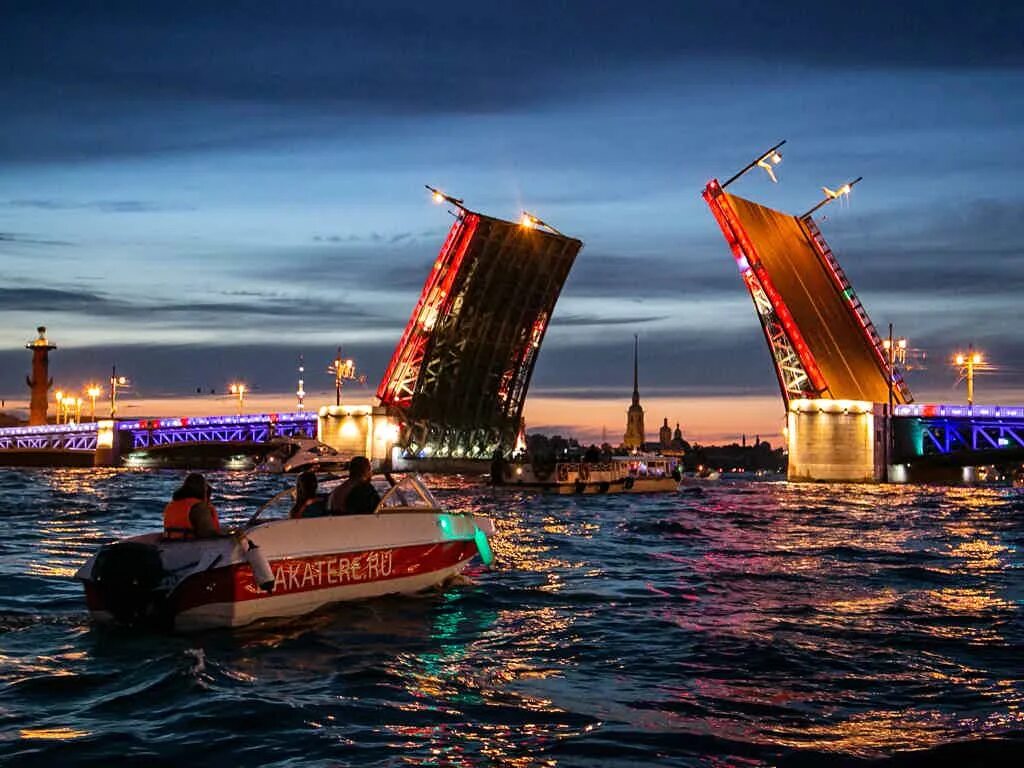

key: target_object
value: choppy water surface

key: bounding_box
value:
[1,469,1023,766]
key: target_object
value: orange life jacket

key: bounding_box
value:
[163,497,220,540]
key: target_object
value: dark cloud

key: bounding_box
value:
[552,314,669,328]
[0,286,383,328]
[6,199,189,213]
[2,2,1020,163]
[0,232,73,246]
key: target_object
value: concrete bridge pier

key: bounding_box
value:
[92,420,126,467]
[787,399,886,482]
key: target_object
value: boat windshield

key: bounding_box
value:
[376,475,439,511]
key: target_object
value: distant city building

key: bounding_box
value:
[672,423,688,452]
[622,336,645,451]
[659,418,672,448]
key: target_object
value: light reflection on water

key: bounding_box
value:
[0,469,1023,765]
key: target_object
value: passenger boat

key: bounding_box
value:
[76,476,495,632]
[497,456,680,494]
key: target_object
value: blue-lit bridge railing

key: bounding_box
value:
[119,413,316,451]
[894,403,1024,459]
[0,422,99,452]
[0,412,319,466]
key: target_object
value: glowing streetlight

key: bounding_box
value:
[519,210,563,236]
[55,390,65,424]
[425,184,465,210]
[954,348,984,406]
[296,355,306,412]
[720,139,787,189]
[327,347,364,406]
[801,176,863,219]
[86,385,102,422]
[229,382,248,414]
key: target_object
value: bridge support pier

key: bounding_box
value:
[787,399,886,483]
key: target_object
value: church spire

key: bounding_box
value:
[623,335,646,451]
[632,334,640,406]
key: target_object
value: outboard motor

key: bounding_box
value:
[91,542,168,625]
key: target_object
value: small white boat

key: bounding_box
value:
[257,438,350,474]
[677,469,721,487]
[76,476,495,632]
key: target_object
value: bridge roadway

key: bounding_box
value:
[723,192,896,404]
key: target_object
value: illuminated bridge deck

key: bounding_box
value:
[0,412,317,457]
[894,403,1024,458]
[722,192,898,404]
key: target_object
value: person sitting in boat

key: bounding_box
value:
[289,470,328,519]
[327,456,381,515]
[163,473,221,540]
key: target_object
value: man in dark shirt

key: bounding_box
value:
[327,456,381,515]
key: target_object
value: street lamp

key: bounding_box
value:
[881,324,908,475]
[425,184,465,211]
[55,390,65,424]
[327,347,363,406]
[801,177,863,219]
[954,347,984,406]
[229,382,248,414]
[86,385,102,422]
[109,366,130,418]
[721,139,787,189]
[519,210,564,236]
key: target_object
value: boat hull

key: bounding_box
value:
[80,511,491,631]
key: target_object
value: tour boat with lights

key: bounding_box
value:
[76,475,495,632]
[498,456,681,494]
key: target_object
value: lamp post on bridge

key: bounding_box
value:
[110,366,130,419]
[954,347,984,406]
[328,348,364,406]
[720,140,786,189]
[86,385,102,422]
[882,325,908,479]
[229,382,248,415]
[801,177,863,220]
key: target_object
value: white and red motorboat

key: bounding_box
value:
[76,476,495,632]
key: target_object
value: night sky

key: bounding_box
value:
[2,2,1023,440]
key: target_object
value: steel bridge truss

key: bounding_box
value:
[378,211,582,458]
[0,424,98,451]
[703,180,825,403]
[916,418,1024,456]
[121,417,315,451]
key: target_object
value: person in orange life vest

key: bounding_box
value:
[289,470,327,519]
[163,473,220,539]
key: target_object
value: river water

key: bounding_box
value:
[1,469,1022,766]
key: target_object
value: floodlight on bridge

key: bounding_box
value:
[801,176,862,219]
[721,140,787,189]
[425,185,465,210]
[520,210,564,236]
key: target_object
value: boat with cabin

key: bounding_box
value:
[496,455,680,494]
